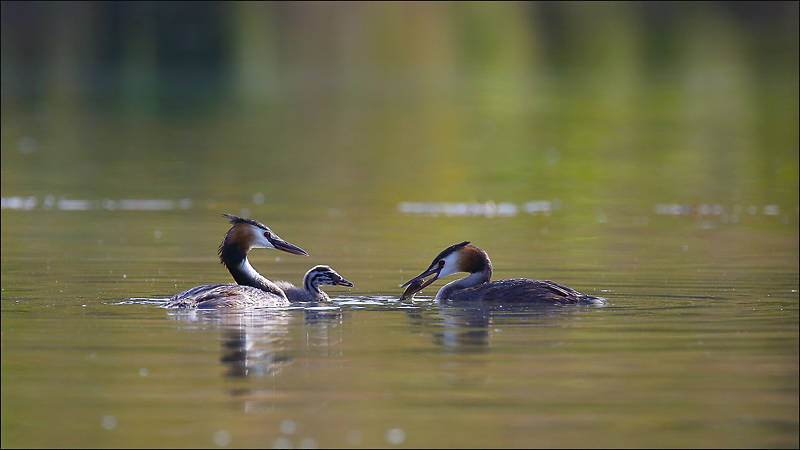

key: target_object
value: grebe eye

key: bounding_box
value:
[263,231,271,239]
[438,260,445,266]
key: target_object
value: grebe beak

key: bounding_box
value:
[334,276,354,287]
[268,236,309,257]
[400,263,443,297]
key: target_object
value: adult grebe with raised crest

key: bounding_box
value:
[164,214,309,309]
[401,241,604,305]
[275,265,354,302]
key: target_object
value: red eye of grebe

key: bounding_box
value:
[264,232,270,238]
[438,260,445,266]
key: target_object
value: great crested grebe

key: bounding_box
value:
[275,265,354,302]
[401,241,604,305]
[164,214,309,309]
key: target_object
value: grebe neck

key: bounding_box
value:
[220,244,285,297]
[303,275,322,296]
[435,267,492,300]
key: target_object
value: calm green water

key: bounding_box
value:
[2,3,799,448]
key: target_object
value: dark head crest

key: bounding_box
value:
[223,213,268,231]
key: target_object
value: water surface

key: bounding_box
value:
[2,3,798,448]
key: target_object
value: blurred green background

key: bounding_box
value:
[2,1,797,213]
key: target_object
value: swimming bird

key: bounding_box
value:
[164,214,309,309]
[400,241,604,305]
[275,265,354,302]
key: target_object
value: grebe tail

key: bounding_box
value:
[401,241,604,305]
[164,214,308,309]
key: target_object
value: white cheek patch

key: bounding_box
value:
[250,228,275,249]
[438,253,461,278]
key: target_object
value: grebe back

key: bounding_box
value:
[164,214,308,309]
[401,241,604,305]
[275,265,354,302]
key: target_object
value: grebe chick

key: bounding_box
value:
[401,241,604,305]
[164,214,309,309]
[275,265,354,302]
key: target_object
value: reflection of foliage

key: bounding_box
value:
[1,2,796,238]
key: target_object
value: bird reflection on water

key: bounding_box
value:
[405,302,588,354]
[166,307,344,381]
